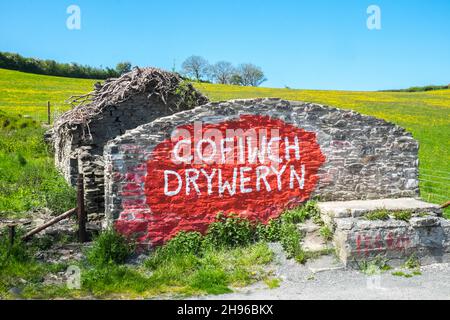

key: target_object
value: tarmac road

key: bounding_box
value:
[198,243,450,300]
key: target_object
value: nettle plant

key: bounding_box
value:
[205,213,256,248]
[86,228,134,267]
[87,201,321,271]
[202,201,320,263]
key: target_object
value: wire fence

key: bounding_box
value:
[14,101,69,125]
[419,168,450,206]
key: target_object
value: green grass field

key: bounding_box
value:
[0,68,449,215]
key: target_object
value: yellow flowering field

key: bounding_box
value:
[0,68,95,122]
[0,68,448,209]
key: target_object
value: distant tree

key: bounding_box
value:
[116,61,132,75]
[229,74,244,86]
[42,59,58,75]
[236,63,267,87]
[0,51,121,79]
[181,55,210,81]
[210,61,235,84]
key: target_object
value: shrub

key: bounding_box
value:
[281,207,309,224]
[86,229,133,267]
[256,219,282,242]
[153,203,318,269]
[257,202,324,263]
[205,213,256,248]
[0,51,120,79]
[145,231,204,269]
[164,231,204,256]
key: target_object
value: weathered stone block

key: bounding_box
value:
[320,198,448,267]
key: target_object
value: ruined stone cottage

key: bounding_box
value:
[51,67,208,215]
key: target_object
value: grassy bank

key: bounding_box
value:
[0,216,283,299]
[0,111,76,216]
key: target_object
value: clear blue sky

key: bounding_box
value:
[1,0,449,90]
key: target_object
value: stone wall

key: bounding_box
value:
[54,123,82,186]
[103,98,420,246]
[54,94,189,214]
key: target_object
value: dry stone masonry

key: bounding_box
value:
[50,68,208,215]
[103,98,420,247]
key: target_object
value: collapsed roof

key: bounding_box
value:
[54,67,209,132]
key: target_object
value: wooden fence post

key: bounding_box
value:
[8,224,16,247]
[47,101,51,125]
[77,174,87,243]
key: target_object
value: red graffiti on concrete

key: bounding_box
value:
[355,231,412,257]
[116,115,325,245]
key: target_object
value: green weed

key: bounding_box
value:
[256,218,282,242]
[264,277,281,289]
[279,223,305,263]
[392,210,413,222]
[364,210,390,221]
[319,226,333,241]
[357,256,392,275]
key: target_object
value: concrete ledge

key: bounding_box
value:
[318,198,441,219]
